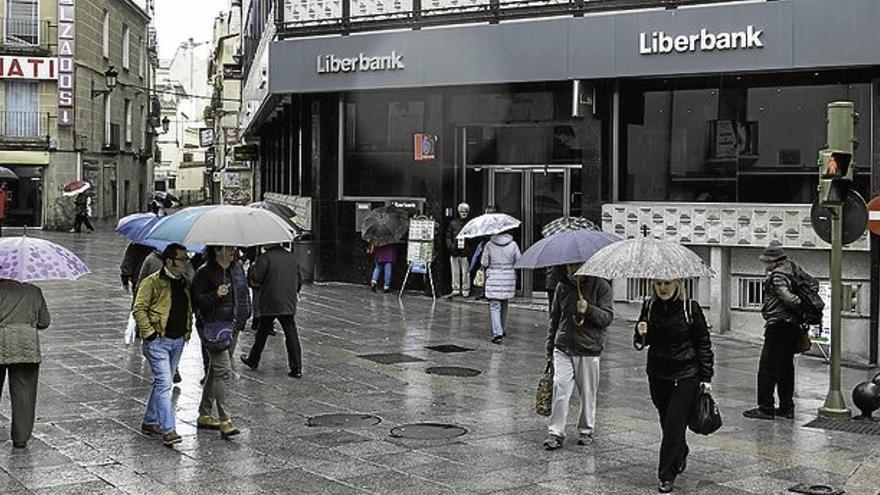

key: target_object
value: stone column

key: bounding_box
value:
[708,246,731,334]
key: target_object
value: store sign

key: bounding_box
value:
[199,128,215,147]
[223,127,239,145]
[57,0,76,126]
[316,51,404,74]
[233,144,259,161]
[0,56,57,80]
[414,133,437,161]
[639,26,764,55]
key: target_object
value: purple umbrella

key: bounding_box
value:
[0,236,90,282]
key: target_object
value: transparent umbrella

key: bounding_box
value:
[456,213,521,239]
[576,237,714,280]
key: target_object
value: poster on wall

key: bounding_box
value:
[414,133,437,161]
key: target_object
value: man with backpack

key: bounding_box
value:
[743,246,821,421]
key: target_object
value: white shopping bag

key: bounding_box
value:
[124,313,137,345]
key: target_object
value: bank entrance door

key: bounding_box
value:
[466,165,580,297]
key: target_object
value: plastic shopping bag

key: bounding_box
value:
[124,313,137,345]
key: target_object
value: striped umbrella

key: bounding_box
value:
[62,180,91,197]
[143,205,294,248]
[541,216,599,237]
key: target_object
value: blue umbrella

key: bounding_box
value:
[515,229,621,269]
[116,212,204,252]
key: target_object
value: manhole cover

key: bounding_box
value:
[390,423,468,440]
[307,414,382,428]
[803,417,880,435]
[788,483,845,495]
[425,366,481,377]
[425,344,473,353]
[358,353,425,365]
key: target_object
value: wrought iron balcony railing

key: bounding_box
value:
[275,0,757,37]
[0,111,48,140]
[0,17,51,52]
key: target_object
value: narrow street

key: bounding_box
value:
[0,228,877,494]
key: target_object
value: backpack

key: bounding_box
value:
[788,265,824,326]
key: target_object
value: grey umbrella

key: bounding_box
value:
[576,237,714,280]
[515,229,621,269]
[0,167,18,181]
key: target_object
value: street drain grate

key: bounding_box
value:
[425,344,473,353]
[307,414,382,428]
[390,423,468,440]
[425,366,481,377]
[803,417,880,435]
[788,483,845,495]
[358,353,425,365]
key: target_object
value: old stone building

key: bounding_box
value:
[0,0,157,229]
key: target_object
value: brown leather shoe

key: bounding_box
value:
[219,420,240,439]
[197,415,221,430]
[141,423,162,435]
[162,431,182,446]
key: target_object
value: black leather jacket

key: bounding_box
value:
[761,260,802,325]
[446,216,475,258]
[634,298,714,382]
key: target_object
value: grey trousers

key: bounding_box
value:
[0,363,39,445]
[199,349,231,421]
[547,350,600,438]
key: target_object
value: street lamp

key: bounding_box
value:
[161,116,170,133]
[90,66,119,98]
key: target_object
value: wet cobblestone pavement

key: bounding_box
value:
[1,228,879,494]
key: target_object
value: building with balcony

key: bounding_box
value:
[0,0,157,229]
[241,0,880,364]
[154,38,211,202]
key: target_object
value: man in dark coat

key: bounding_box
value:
[446,202,475,298]
[744,246,802,420]
[121,242,154,298]
[240,244,304,378]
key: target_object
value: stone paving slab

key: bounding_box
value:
[0,229,876,494]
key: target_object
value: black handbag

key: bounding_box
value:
[688,390,723,435]
[202,320,233,352]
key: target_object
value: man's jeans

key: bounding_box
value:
[143,336,185,434]
[450,256,470,296]
[489,299,509,337]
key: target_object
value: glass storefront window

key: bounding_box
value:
[619,75,872,204]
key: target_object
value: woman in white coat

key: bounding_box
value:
[481,232,521,344]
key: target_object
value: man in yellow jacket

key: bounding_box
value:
[133,243,192,446]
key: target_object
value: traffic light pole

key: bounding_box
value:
[819,204,851,418]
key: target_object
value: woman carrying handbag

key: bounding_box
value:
[634,279,714,493]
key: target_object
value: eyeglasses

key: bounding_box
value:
[170,256,188,263]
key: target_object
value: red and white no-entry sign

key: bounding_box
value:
[868,196,880,236]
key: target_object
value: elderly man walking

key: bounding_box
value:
[0,277,50,448]
[241,244,304,378]
[133,243,193,446]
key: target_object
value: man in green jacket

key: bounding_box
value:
[133,243,192,446]
[0,277,50,449]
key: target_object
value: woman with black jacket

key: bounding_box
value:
[634,279,714,493]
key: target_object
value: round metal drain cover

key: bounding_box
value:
[306,414,382,428]
[425,366,481,377]
[390,423,468,439]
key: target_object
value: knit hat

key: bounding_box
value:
[758,246,787,262]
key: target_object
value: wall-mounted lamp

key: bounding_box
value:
[90,66,119,98]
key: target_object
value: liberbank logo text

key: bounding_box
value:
[316,51,404,74]
[639,26,764,55]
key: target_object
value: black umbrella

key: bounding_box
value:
[248,201,303,237]
[0,167,18,181]
[361,206,409,246]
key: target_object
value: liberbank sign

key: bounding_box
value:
[316,51,404,74]
[639,26,764,55]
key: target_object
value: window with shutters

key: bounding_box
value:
[3,81,39,137]
[122,25,130,70]
[5,0,38,46]
[102,11,110,59]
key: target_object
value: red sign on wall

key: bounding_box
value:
[414,133,437,161]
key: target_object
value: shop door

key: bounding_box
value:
[487,168,568,297]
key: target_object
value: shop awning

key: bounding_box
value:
[0,151,49,166]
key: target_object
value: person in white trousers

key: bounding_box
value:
[543,263,613,449]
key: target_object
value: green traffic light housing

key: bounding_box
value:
[818,101,856,206]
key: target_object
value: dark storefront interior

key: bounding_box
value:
[0,166,42,227]
[619,70,876,203]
